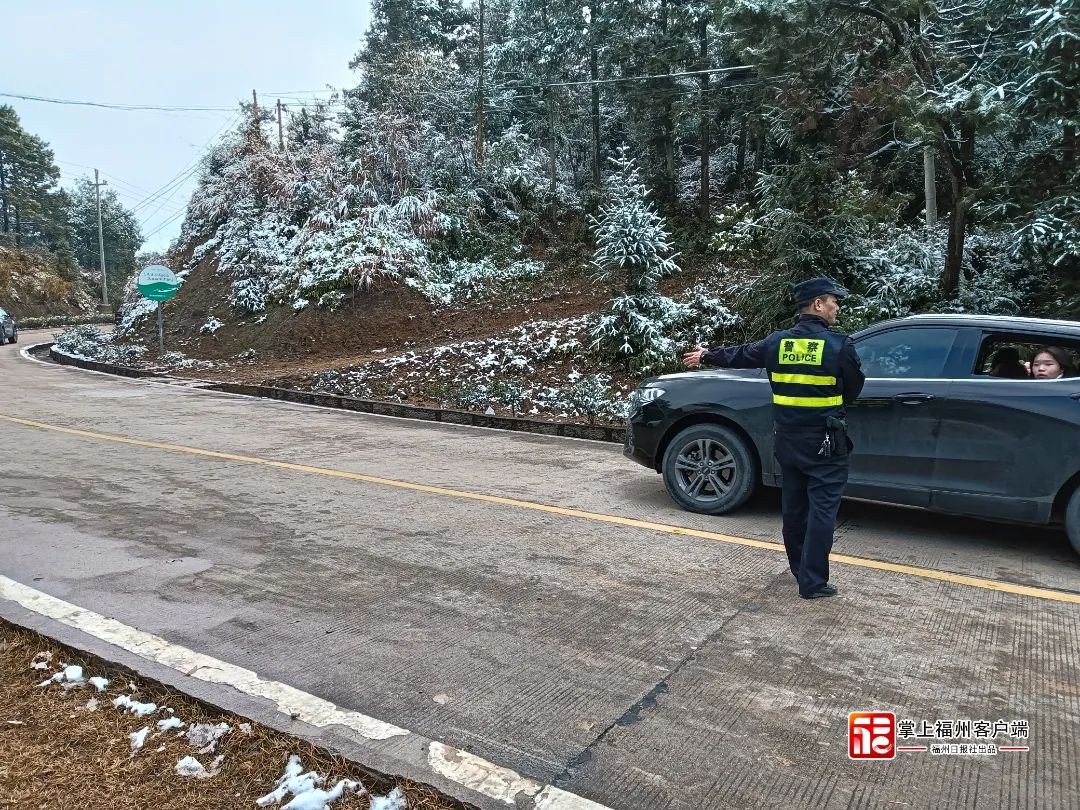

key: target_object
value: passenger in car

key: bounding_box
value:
[1031,346,1077,379]
[987,346,1029,378]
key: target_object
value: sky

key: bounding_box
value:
[6,1,371,254]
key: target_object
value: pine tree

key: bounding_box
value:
[0,105,69,252]
[67,178,142,306]
[589,146,681,369]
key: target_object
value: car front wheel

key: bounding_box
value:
[1064,487,1080,557]
[661,423,759,515]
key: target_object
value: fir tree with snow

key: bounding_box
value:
[589,146,682,373]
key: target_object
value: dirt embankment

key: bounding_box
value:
[130,254,620,384]
[0,246,97,318]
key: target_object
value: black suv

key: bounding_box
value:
[625,314,1080,555]
[0,307,16,345]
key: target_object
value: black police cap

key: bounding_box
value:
[793,277,849,305]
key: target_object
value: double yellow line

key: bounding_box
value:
[2,413,1078,605]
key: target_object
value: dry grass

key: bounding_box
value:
[0,625,469,810]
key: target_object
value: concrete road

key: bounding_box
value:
[2,330,1079,809]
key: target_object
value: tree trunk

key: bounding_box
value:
[941,121,977,298]
[698,13,710,221]
[734,114,748,190]
[943,193,967,299]
[13,202,21,247]
[655,0,675,203]
[547,87,557,220]
[1063,124,1077,169]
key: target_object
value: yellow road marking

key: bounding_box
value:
[2,412,1079,605]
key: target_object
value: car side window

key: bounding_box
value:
[855,328,958,378]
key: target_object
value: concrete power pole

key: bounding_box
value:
[919,9,937,229]
[93,168,108,306]
[277,99,285,150]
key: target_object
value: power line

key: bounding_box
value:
[141,209,186,241]
[0,90,236,112]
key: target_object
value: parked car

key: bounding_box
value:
[0,307,16,344]
[625,314,1080,555]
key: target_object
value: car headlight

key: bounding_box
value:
[630,386,666,409]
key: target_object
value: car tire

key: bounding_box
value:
[1064,487,1080,557]
[9,330,16,344]
[661,423,759,515]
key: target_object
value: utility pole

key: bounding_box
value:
[919,8,937,229]
[589,0,601,188]
[698,11,711,222]
[252,89,258,110]
[475,0,485,167]
[93,168,108,306]
[546,87,557,220]
[276,99,285,150]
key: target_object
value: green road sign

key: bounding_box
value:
[137,265,179,302]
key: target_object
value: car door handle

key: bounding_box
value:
[893,393,936,405]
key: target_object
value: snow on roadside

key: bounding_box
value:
[186,721,231,753]
[369,787,406,810]
[157,716,186,733]
[256,755,364,810]
[113,694,158,716]
[37,664,86,689]
[129,726,151,752]
[175,754,224,779]
[23,649,415,807]
[30,651,53,670]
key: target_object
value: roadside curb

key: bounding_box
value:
[45,345,628,444]
[48,345,166,379]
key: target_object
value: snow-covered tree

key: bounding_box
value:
[589,147,682,371]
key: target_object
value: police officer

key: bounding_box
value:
[683,277,865,599]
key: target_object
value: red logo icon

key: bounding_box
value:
[849,712,895,759]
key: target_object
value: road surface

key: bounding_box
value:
[2,330,1078,809]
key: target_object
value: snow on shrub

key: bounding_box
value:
[53,325,146,365]
[406,257,544,305]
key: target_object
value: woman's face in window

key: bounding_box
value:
[1032,351,1064,379]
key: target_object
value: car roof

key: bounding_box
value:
[862,313,1080,335]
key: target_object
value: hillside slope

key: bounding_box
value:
[0,246,97,317]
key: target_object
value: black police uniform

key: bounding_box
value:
[701,278,865,598]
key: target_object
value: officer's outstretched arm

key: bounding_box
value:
[702,339,767,369]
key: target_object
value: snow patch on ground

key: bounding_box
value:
[38,664,85,689]
[256,755,362,809]
[175,754,223,779]
[156,716,185,733]
[186,721,231,753]
[129,726,150,752]
[113,694,158,716]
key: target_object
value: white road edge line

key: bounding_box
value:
[0,574,610,810]
[19,342,618,447]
